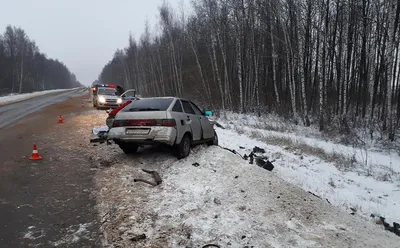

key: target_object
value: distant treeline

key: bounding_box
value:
[0,25,82,96]
[98,0,400,139]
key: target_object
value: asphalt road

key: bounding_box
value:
[0,93,101,248]
[0,88,87,129]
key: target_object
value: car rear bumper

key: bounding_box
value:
[108,126,177,146]
[97,102,121,108]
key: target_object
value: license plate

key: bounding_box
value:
[125,129,150,135]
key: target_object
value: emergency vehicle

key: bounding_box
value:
[91,84,122,109]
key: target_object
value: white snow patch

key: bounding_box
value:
[0,88,80,106]
[93,143,399,247]
[51,223,92,246]
[216,121,400,225]
[23,226,44,240]
[23,231,35,240]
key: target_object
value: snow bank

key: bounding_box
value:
[217,114,400,225]
[218,111,400,178]
[78,110,399,247]
[0,88,80,106]
[90,142,399,247]
[218,128,400,224]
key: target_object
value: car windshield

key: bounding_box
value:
[98,88,116,96]
[123,91,136,97]
[123,98,173,112]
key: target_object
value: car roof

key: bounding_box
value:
[136,96,191,101]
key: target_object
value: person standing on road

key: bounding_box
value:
[116,86,124,96]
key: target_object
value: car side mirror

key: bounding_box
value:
[204,110,213,116]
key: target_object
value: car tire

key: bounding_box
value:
[207,130,218,146]
[119,143,138,154]
[175,134,191,159]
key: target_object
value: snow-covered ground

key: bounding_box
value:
[217,112,400,225]
[0,88,80,106]
[83,110,400,247]
[89,144,398,247]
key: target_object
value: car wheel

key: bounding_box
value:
[175,134,191,159]
[119,143,138,154]
[207,130,218,146]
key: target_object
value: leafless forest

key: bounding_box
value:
[0,26,82,95]
[98,0,400,140]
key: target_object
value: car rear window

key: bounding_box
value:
[122,98,173,112]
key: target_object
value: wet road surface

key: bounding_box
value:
[0,94,102,248]
[0,88,87,129]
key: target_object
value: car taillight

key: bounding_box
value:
[128,120,158,126]
[112,119,176,127]
[111,120,123,127]
[162,119,176,127]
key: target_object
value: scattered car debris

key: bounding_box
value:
[219,145,274,171]
[373,216,400,236]
[202,244,221,248]
[192,162,200,167]
[394,222,400,236]
[134,178,158,186]
[134,169,162,187]
[90,137,106,143]
[219,146,245,159]
[90,126,110,144]
[255,157,274,171]
[306,191,332,205]
[129,233,146,242]
[210,121,225,129]
[213,198,221,205]
[100,206,117,227]
[308,191,322,200]
[92,126,109,135]
[252,146,265,154]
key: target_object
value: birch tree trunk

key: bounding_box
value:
[217,33,232,108]
[211,32,225,109]
[189,35,211,102]
[235,17,244,113]
[283,24,297,122]
[386,0,397,139]
[270,15,280,106]
[18,45,24,94]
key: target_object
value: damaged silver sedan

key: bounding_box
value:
[107,97,218,159]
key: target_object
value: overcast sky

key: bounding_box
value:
[0,0,185,86]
